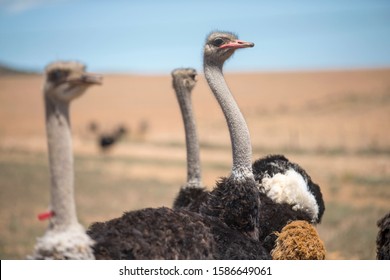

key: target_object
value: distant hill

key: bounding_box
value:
[0,62,39,76]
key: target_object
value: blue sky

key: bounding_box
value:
[0,0,390,74]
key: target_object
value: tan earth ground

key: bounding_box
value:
[0,68,389,259]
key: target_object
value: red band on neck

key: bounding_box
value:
[38,211,54,221]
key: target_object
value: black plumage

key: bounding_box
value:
[201,177,261,240]
[87,206,271,260]
[88,207,214,260]
[204,215,270,260]
[376,211,390,260]
[173,187,210,212]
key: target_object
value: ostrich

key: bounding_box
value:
[86,32,271,260]
[88,122,128,152]
[252,154,325,251]
[199,31,262,241]
[376,211,390,260]
[171,68,209,212]
[98,124,127,152]
[30,61,102,259]
[198,31,326,259]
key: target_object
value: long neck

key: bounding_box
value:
[174,82,202,188]
[204,63,253,180]
[44,95,78,231]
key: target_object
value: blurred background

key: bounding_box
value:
[0,0,389,259]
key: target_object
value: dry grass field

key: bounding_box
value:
[0,68,389,259]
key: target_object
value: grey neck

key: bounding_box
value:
[44,95,78,231]
[174,82,202,188]
[204,63,253,181]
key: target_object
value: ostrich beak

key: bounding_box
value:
[81,73,103,85]
[219,39,255,50]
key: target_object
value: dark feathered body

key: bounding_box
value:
[173,187,210,212]
[201,177,261,240]
[199,177,270,259]
[204,216,271,260]
[260,194,313,251]
[252,154,325,248]
[87,206,271,260]
[376,211,390,260]
[98,126,127,151]
[88,174,271,260]
[99,136,115,148]
[88,207,214,260]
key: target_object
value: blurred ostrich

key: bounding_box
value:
[30,61,102,259]
[171,68,209,212]
[98,125,127,152]
[88,122,128,152]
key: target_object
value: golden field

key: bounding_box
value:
[0,68,389,259]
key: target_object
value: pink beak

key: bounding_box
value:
[219,39,255,49]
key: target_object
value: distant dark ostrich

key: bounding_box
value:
[171,68,209,212]
[30,61,102,259]
[99,125,127,151]
[376,211,390,260]
[252,154,325,252]
[86,32,271,260]
[88,122,127,152]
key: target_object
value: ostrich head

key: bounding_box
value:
[171,68,197,91]
[44,61,102,103]
[203,31,254,66]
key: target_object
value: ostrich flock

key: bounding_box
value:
[29,31,389,260]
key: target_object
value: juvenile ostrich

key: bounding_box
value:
[86,32,271,260]
[376,211,390,260]
[252,154,325,251]
[30,61,102,259]
[171,68,209,212]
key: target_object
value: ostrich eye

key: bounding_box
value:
[213,38,224,47]
[190,74,196,80]
[48,70,68,82]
